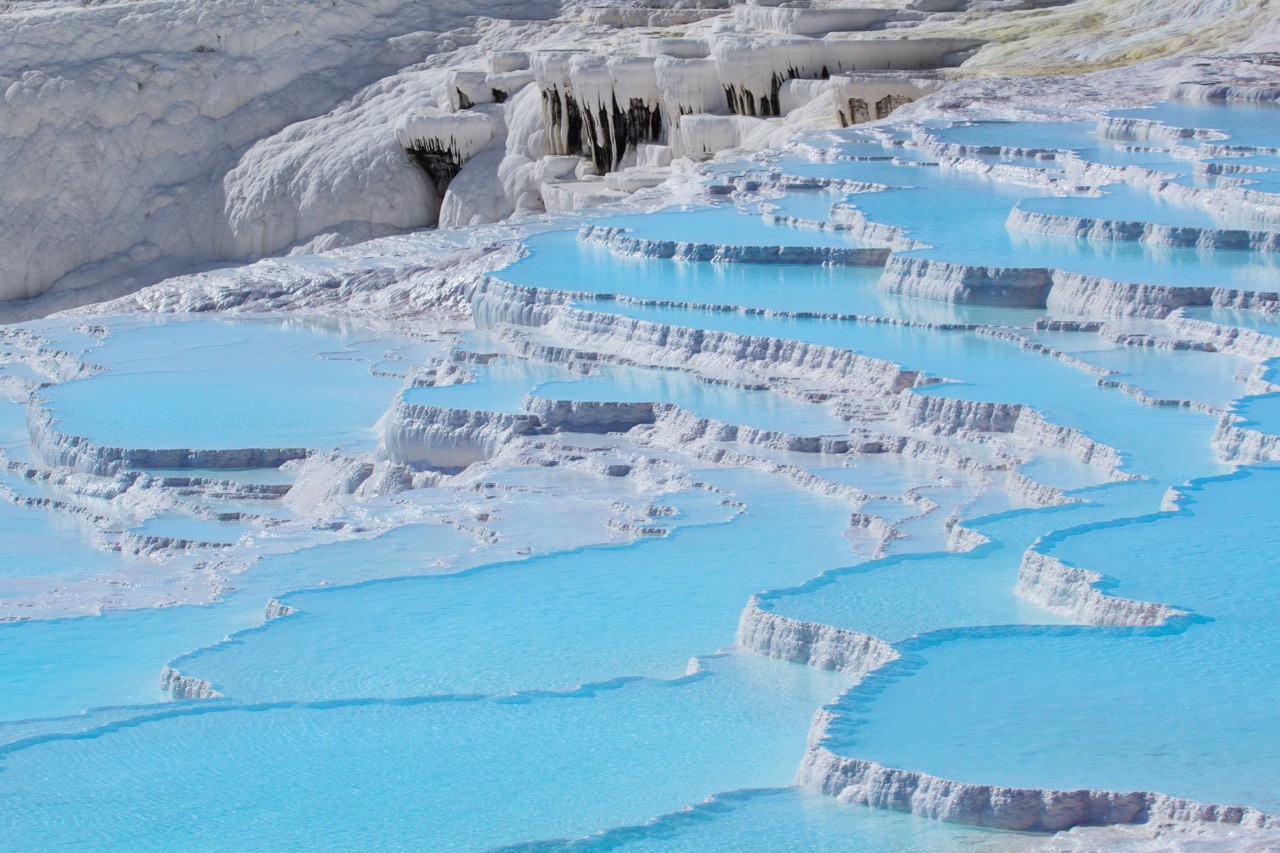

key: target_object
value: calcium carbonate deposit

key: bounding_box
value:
[3,0,1280,849]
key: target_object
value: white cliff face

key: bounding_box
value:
[0,0,988,306]
[0,0,561,303]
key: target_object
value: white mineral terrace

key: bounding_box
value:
[2,0,1280,849]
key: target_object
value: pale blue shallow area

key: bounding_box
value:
[925,119,1197,174]
[4,102,1280,849]
[402,358,576,414]
[536,365,852,435]
[1206,153,1280,194]
[767,480,1168,643]
[1028,328,1252,410]
[171,469,858,701]
[590,205,881,248]
[0,396,152,591]
[0,499,142,592]
[502,229,890,316]
[0,520,480,725]
[1018,182,1277,231]
[1230,391,1280,436]
[1110,100,1280,150]
[404,356,852,435]
[508,787,1020,851]
[779,155,1280,290]
[584,300,1225,481]
[502,227,1044,327]
[821,468,1280,813]
[0,651,851,850]
[0,600,262,723]
[926,119,1102,152]
[40,317,414,452]
[499,216,1059,325]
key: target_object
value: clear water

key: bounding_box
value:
[821,468,1280,813]
[1207,153,1280,195]
[536,365,852,436]
[40,317,415,453]
[0,394,30,450]
[171,469,858,701]
[403,357,852,436]
[0,500,141,591]
[402,358,577,415]
[502,230,892,316]
[589,206,880,249]
[924,119,1198,175]
[129,513,247,545]
[1109,100,1280,150]
[1028,328,1252,410]
[5,102,1280,848]
[760,188,848,224]
[925,119,1103,152]
[587,300,1225,481]
[778,155,1280,290]
[502,226,1047,327]
[532,787,1021,851]
[0,651,851,850]
[1018,182,1276,231]
[767,480,1165,643]
[0,599,263,723]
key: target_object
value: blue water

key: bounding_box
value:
[767,480,1166,643]
[0,651,853,849]
[820,469,1280,813]
[1028,328,1252,410]
[403,358,577,414]
[760,187,848,224]
[502,223,1047,327]
[502,230,891,316]
[403,357,852,436]
[129,514,247,545]
[589,206,881,249]
[5,101,1280,848]
[586,300,1225,481]
[925,119,1200,175]
[1109,100,1280,150]
[926,119,1103,153]
[526,787,1018,851]
[40,317,413,453]
[1207,153,1280,195]
[1018,182,1276,231]
[0,600,262,722]
[777,155,1280,290]
[536,366,852,435]
[0,500,142,591]
[170,469,859,701]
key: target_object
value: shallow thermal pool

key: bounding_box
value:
[39,316,425,454]
[3,99,1280,849]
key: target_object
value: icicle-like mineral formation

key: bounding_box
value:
[395,112,497,195]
